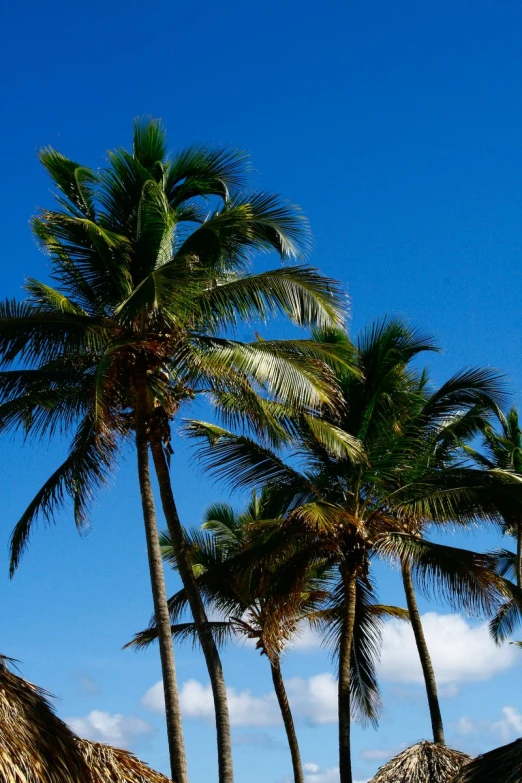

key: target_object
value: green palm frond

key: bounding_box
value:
[9,416,117,575]
[490,548,517,580]
[132,117,168,169]
[38,146,98,219]
[202,504,245,550]
[125,621,235,651]
[183,421,311,493]
[357,318,439,360]
[303,416,365,463]
[186,336,343,411]
[0,300,110,368]
[419,368,508,427]
[310,579,408,726]
[390,468,522,528]
[377,533,510,615]
[166,145,249,205]
[490,597,522,644]
[198,266,345,330]
[24,279,88,316]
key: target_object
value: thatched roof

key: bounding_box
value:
[451,737,522,783]
[0,657,171,783]
[0,656,90,782]
[369,740,471,783]
[78,740,171,783]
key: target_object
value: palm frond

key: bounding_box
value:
[38,146,97,220]
[377,533,510,615]
[183,420,311,493]
[125,621,235,651]
[199,265,346,330]
[166,145,249,205]
[132,117,168,169]
[9,417,117,575]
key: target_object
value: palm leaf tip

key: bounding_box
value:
[132,116,168,167]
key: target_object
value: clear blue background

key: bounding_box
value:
[1,1,521,781]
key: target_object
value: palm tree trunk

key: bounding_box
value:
[269,658,304,783]
[150,436,234,783]
[401,560,445,745]
[517,521,522,588]
[135,387,188,783]
[338,564,357,783]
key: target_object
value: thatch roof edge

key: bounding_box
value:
[450,737,522,783]
[0,659,172,783]
[370,740,470,783]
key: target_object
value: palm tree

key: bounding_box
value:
[127,492,406,783]
[185,319,522,782]
[464,407,522,644]
[374,383,522,746]
[465,407,522,586]
[0,119,348,783]
[128,494,326,783]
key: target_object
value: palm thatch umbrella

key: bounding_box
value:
[0,657,171,783]
[451,738,522,783]
[369,741,470,783]
[0,656,89,782]
[77,740,171,783]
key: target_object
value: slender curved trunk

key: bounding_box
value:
[269,657,304,783]
[150,436,234,783]
[517,521,522,588]
[135,384,188,783]
[402,560,445,745]
[338,564,357,783]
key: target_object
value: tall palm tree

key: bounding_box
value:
[0,119,348,783]
[185,319,522,783]
[127,492,407,783]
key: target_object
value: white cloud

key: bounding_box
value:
[297,765,367,783]
[141,681,165,713]
[183,680,279,726]
[290,625,323,651]
[360,746,405,761]
[493,706,522,740]
[379,613,516,686]
[458,706,522,743]
[143,672,337,728]
[285,673,337,725]
[66,710,153,748]
[304,766,339,783]
[143,679,279,726]
[456,716,475,735]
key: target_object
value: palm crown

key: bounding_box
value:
[0,118,348,573]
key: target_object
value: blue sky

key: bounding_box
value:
[1,1,522,781]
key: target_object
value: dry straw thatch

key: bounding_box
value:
[369,740,470,783]
[0,657,171,783]
[0,656,90,783]
[78,739,172,783]
[451,737,522,783]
